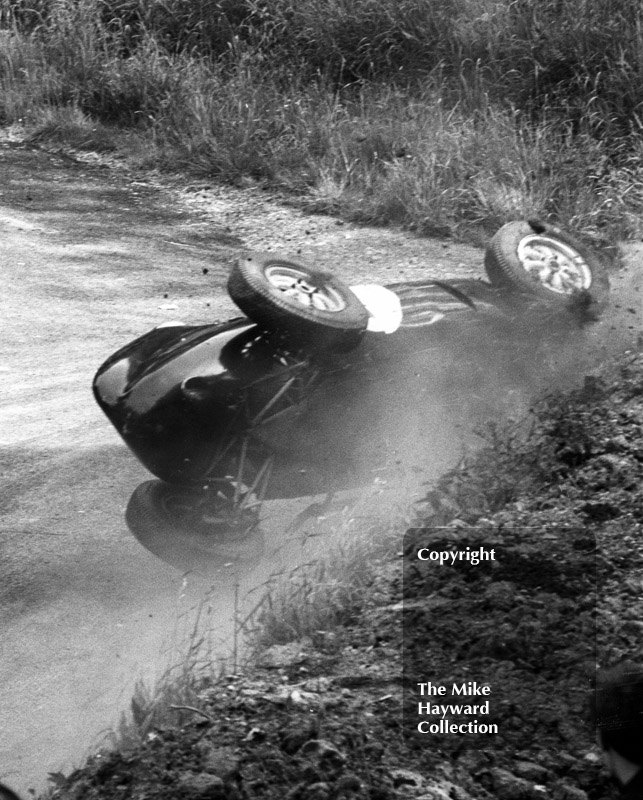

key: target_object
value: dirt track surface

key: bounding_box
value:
[0,139,485,797]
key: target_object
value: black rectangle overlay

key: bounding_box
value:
[403,526,598,756]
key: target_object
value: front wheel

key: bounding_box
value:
[227,254,370,352]
[125,480,264,572]
[0,784,22,800]
[484,220,609,317]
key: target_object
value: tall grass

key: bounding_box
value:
[2,0,643,240]
[241,486,416,651]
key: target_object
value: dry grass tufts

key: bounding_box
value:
[3,0,643,237]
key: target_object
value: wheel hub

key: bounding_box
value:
[264,265,347,312]
[517,235,592,294]
[161,484,259,540]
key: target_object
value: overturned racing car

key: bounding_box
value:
[93,220,610,569]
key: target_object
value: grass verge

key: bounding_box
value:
[241,489,415,652]
[2,0,643,242]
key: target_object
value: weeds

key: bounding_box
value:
[102,578,242,750]
[419,378,620,525]
[420,417,539,523]
[2,0,643,239]
[241,487,414,651]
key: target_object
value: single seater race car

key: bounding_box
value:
[93,219,610,569]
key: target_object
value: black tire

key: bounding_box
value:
[125,480,264,573]
[484,220,610,317]
[0,784,22,800]
[227,254,370,351]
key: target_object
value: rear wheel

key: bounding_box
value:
[484,220,609,316]
[125,480,264,572]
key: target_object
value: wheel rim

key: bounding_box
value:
[264,264,347,312]
[160,486,258,540]
[516,235,592,294]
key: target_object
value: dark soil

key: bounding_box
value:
[41,346,643,800]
